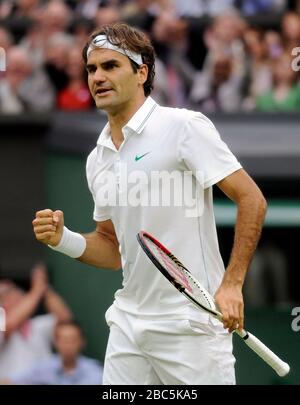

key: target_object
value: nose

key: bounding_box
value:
[93,68,106,84]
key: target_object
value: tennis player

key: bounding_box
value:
[32,23,267,384]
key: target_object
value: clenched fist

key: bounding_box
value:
[32,209,64,246]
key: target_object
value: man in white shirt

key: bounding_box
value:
[32,22,267,384]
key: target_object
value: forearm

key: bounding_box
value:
[224,193,267,285]
[78,230,121,270]
[5,290,43,335]
[44,289,72,322]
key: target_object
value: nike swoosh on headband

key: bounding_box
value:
[87,35,143,66]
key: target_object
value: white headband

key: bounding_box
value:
[87,34,143,66]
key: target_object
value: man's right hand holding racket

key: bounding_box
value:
[214,279,244,333]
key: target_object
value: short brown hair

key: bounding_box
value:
[54,320,84,338]
[82,22,155,97]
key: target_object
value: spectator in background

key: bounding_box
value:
[39,0,72,39]
[189,50,243,112]
[0,46,55,113]
[44,33,73,92]
[203,10,247,77]
[187,10,247,111]
[151,11,189,105]
[0,263,72,380]
[57,46,93,110]
[256,53,300,111]
[74,0,103,20]
[242,28,273,110]
[264,30,283,59]
[281,11,300,53]
[18,18,45,68]
[69,17,95,49]
[172,0,235,17]
[0,1,13,19]
[121,0,163,32]
[10,0,42,19]
[150,57,170,105]
[95,3,121,26]
[5,321,103,385]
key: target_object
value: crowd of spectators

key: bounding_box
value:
[0,0,299,113]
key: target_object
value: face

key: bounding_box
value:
[0,284,24,311]
[282,14,300,41]
[214,15,242,43]
[54,325,84,361]
[6,49,32,87]
[86,48,147,114]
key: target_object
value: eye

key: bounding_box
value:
[86,65,96,74]
[104,62,118,70]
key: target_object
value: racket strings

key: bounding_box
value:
[183,272,215,309]
[145,237,214,309]
[147,239,192,291]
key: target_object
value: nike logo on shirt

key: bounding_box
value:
[135,152,151,161]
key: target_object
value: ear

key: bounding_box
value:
[138,64,149,86]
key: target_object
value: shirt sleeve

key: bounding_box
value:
[86,148,111,222]
[178,112,242,189]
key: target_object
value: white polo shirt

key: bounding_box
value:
[86,97,242,323]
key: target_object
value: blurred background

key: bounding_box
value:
[0,0,300,385]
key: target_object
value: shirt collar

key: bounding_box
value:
[123,96,157,135]
[96,97,157,150]
[96,122,114,150]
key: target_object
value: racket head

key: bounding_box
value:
[137,231,220,317]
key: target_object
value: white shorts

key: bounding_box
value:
[103,306,236,385]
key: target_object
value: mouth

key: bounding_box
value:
[95,88,113,97]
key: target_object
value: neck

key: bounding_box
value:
[62,358,77,372]
[107,94,147,149]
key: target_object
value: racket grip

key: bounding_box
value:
[236,330,290,377]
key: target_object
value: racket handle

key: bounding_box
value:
[235,329,290,377]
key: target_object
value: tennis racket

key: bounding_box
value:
[137,231,290,377]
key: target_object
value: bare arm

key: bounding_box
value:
[214,169,267,332]
[32,210,121,271]
[5,268,48,338]
[78,220,121,270]
[44,288,73,323]
[5,289,44,338]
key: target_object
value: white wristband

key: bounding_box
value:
[48,226,86,258]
